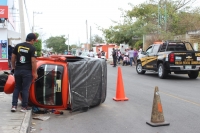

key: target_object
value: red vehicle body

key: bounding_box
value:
[0,55,107,111]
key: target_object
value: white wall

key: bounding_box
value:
[0,29,7,40]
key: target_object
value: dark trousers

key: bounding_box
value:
[113,56,117,66]
[123,61,128,66]
[12,69,33,108]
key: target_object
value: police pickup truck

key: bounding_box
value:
[136,40,200,79]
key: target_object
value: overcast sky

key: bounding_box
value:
[24,0,200,45]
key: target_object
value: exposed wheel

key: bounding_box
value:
[136,62,146,74]
[158,63,168,79]
[188,71,199,79]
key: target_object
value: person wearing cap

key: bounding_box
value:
[11,33,38,112]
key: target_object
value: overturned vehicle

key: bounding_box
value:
[0,55,107,112]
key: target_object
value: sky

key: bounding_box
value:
[22,0,200,45]
[23,0,148,45]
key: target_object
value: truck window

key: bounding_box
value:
[152,45,160,54]
[35,64,63,106]
[160,43,167,52]
[167,43,187,51]
[185,42,194,51]
[146,46,153,54]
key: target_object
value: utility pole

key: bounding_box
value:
[32,12,34,32]
[68,34,69,51]
[157,0,161,33]
[86,20,88,50]
[164,0,167,32]
[158,0,167,32]
[90,26,92,50]
[18,0,25,41]
[32,12,42,33]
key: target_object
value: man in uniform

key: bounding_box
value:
[11,33,38,112]
[112,48,117,67]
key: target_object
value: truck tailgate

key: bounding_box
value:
[174,52,200,66]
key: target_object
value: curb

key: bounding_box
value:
[20,110,32,133]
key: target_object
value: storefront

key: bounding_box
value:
[0,2,21,70]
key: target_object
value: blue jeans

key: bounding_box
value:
[12,69,33,108]
[130,57,134,66]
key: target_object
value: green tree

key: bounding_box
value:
[34,33,42,56]
[91,34,104,45]
[70,44,78,49]
[44,35,70,54]
[101,0,200,44]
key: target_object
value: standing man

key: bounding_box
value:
[8,44,13,70]
[112,48,117,67]
[11,33,38,112]
[128,48,134,66]
[133,48,138,65]
[138,46,142,54]
[97,49,101,58]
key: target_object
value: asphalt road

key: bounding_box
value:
[32,64,200,133]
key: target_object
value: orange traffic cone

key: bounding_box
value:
[113,67,128,101]
[146,86,170,127]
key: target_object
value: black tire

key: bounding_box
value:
[188,71,199,79]
[158,63,168,79]
[136,62,146,74]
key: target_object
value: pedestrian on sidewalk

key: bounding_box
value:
[11,33,38,112]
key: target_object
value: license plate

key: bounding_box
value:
[185,65,191,69]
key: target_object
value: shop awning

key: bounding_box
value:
[7,30,21,40]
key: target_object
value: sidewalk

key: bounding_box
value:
[0,71,32,133]
[0,92,32,133]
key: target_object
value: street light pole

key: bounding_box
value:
[32,11,42,33]
[90,26,92,50]
[68,34,69,51]
[18,0,25,41]
[32,12,34,32]
[86,20,88,50]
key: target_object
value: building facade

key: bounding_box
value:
[0,0,21,70]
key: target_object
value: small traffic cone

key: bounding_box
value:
[146,86,170,127]
[113,67,128,101]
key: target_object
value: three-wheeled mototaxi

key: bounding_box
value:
[0,55,107,112]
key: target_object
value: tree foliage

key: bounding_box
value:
[44,35,70,53]
[34,33,42,56]
[91,34,104,45]
[100,0,200,46]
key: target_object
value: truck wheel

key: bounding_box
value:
[188,71,199,79]
[136,62,146,74]
[158,63,167,79]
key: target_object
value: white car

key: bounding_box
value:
[80,52,106,60]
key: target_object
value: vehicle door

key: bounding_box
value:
[147,45,160,70]
[143,45,153,69]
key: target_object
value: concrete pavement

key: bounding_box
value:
[0,92,32,133]
[0,71,32,133]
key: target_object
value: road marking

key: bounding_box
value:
[160,91,200,107]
